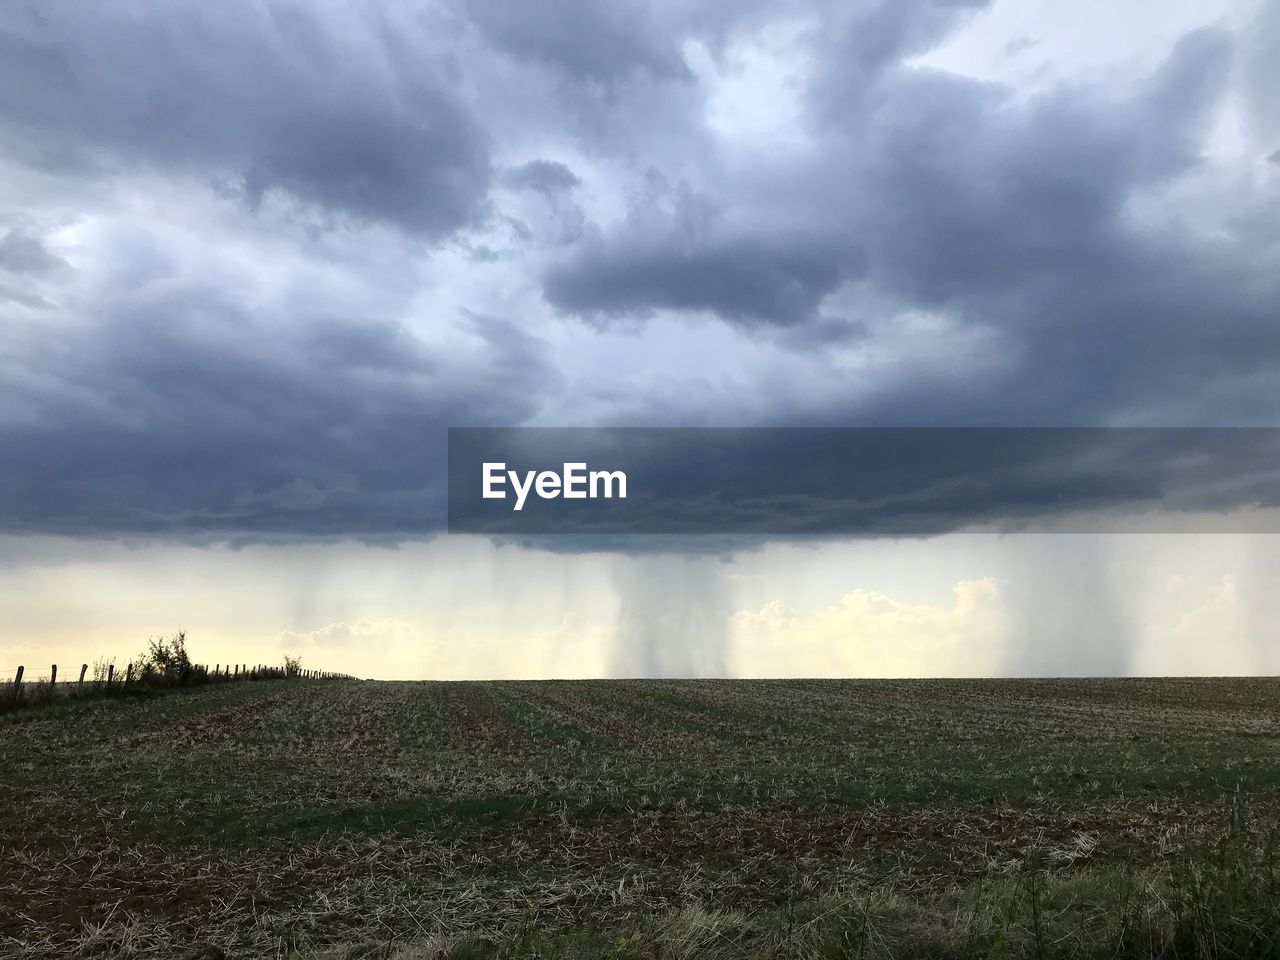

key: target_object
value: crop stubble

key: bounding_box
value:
[2,677,1278,955]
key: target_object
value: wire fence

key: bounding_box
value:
[1,660,350,710]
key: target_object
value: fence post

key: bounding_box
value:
[106,664,115,687]
[79,663,88,686]
[13,665,22,695]
[125,663,134,685]
[50,664,57,687]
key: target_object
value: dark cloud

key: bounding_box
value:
[535,11,1273,413]
[0,292,555,537]
[809,0,990,114]
[1,0,1277,544]
[1001,36,1039,59]
[546,231,857,327]
[463,0,692,87]
[0,1,491,237]
[824,26,1280,426]
[502,160,581,196]
[0,282,51,310]
[856,31,1232,305]
[0,230,66,275]
[545,178,862,326]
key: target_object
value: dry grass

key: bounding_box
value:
[2,678,1279,958]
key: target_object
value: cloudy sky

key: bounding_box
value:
[1,0,1278,679]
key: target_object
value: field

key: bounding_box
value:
[3,678,1280,958]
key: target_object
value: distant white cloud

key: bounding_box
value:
[731,579,1006,677]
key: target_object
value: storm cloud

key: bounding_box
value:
[1,0,1278,539]
[1,279,554,536]
[0,1,492,236]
